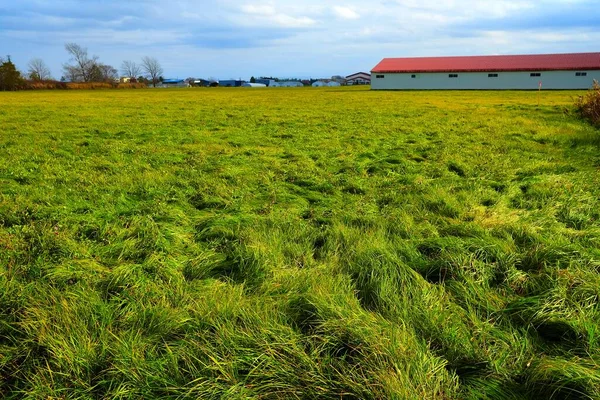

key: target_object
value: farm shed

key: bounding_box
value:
[312,81,327,87]
[346,72,371,85]
[255,78,276,86]
[276,81,304,87]
[219,80,244,87]
[161,79,188,88]
[193,79,214,87]
[371,53,600,90]
[242,83,267,87]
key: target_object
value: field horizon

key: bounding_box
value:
[1,86,599,399]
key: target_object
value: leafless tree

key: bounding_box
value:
[87,63,118,82]
[63,43,98,82]
[141,56,163,87]
[27,58,53,81]
[121,60,141,79]
[99,64,118,82]
[63,65,79,82]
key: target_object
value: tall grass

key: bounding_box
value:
[576,80,600,126]
[1,87,599,398]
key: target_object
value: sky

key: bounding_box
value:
[0,0,598,80]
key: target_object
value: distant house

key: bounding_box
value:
[193,79,213,87]
[371,52,600,90]
[276,81,304,87]
[312,80,340,87]
[162,79,188,88]
[255,78,276,87]
[119,77,132,83]
[346,72,371,85]
[242,82,267,87]
[219,80,244,87]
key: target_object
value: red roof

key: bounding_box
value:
[371,53,600,73]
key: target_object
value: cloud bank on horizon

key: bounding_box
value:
[0,0,598,79]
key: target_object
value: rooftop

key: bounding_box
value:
[372,53,600,73]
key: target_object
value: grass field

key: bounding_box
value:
[1,86,599,399]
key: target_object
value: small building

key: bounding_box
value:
[162,79,188,88]
[119,77,132,83]
[346,72,371,85]
[255,78,276,87]
[219,80,244,87]
[277,81,304,87]
[193,79,214,87]
[312,81,327,87]
[371,52,600,90]
[242,83,267,87]
[327,81,341,87]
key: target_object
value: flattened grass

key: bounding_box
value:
[1,87,599,398]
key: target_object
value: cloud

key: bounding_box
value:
[0,0,598,79]
[241,4,277,15]
[238,3,318,27]
[332,6,360,20]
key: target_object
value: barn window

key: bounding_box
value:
[375,75,385,79]
[411,74,417,78]
[530,73,541,77]
[576,72,587,76]
[488,73,498,78]
[449,74,458,78]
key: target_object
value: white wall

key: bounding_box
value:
[371,70,600,90]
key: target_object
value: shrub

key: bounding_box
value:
[575,80,600,126]
[20,80,147,90]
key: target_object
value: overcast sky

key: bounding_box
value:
[0,0,598,80]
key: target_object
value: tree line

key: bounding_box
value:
[0,43,164,90]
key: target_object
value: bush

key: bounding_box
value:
[576,80,600,126]
[20,80,147,90]
[24,80,69,90]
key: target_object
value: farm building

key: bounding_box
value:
[371,53,600,90]
[219,80,244,87]
[255,78,276,87]
[242,83,267,87]
[312,80,342,87]
[193,79,216,87]
[274,81,304,87]
[161,79,189,88]
[346,72,371,85]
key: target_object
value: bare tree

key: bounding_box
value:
[141,56,163,87]
[121,60,141,79]
[62,66,79,82]
[27,58,53,81]
[100,64,118,82]
[87,63,118,83]
[63,43,98,82]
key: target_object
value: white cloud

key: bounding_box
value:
[2,0,599,79]
[332,6,360,20]
[239,3,317,27]
[241,4,277,15]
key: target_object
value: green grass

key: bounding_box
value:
[1,86,599,399]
